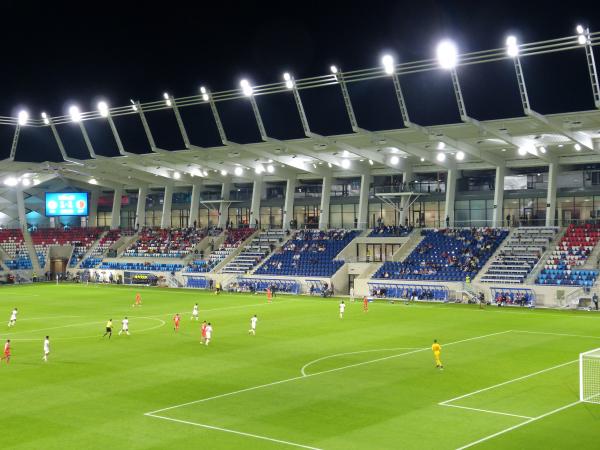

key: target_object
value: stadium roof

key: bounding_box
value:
[1,29,599,190]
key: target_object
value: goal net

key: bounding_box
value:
[580,348,600,403]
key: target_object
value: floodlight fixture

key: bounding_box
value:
[163,92,172,107]
[255,166,264,174]
[341,159,351,169]
[327,162,332,168]
[89,178,98,185]
[130,99,138,111]
[21,178,31,187]
[577,24,584,34]
[578,34,587,45]
[97,101,109,117]
[267,164,275,173]
[234,167,244,176]
[330,65,338,74]
[506,35,519,57]
[381,54,395,75]
[368,159,374,165]
[517,146,528,156]
[390,155,400,165]
[283,72,294,89]
[436,152,446,162]
[456,151,465,161]
[200,86,210,102]
[436,40,458,69]
[17,110,29,126]
[4,177,18,186]
[539,146,547,154]
[575,143,582,151]
[420,157,425,162]
[220,169,227,176]
[41,112,50,125]
[69,105,82,122]
[437,142,446,150]
[173,171,181,179]
[240,79,253,96]
[342,150,350,157]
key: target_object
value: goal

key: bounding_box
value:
[580,348,600,403]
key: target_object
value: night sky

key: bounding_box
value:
[1,0,599,162]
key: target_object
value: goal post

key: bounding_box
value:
[580,348,600,403]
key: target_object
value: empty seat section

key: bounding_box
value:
[221,230,286,274]
[185,228,255,272]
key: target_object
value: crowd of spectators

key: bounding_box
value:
[369,225,413,237]
[124,227,207,258]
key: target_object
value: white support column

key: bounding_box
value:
[16,189,27,230]
[189,183,201,228]
[110,187,122,230]
[493,165,505,227]
[88,190,99,228]
[283,177,296,230]
[357,173,371,230]
[400,168,414,226]
[444,169,457,227]
[249,178,263,229]
[319,176,332,229]
[546,162,558,227]
[135,186,147,229]
[218,180,231,229]
[161,185,173,228]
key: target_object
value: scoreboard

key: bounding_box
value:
[45,192,89,217]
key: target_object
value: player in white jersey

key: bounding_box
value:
[349,287,355,302]
[43,336,50,362]
[8,308,18,327]
[191,303,199,321]
[119,317,130,336]
[339,300,346,319]
[248,315,258,335]
[204,323,213,346]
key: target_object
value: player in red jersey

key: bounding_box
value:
[200,320,207,344]
[133,292,142,307]
[173,313,181,332]
[1,339,10,364]
[363,296,369,313]
[266,287,272,303]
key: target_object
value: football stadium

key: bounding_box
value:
[1,3,600,449]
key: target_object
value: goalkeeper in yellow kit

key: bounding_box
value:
[431,340,443,369]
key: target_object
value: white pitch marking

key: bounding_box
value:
[145,330,511,416]
[439,403,533,420]
[455,401,581,450]
[300,347,421,376]
[439,359,577,406]
[513,330,600,340]
[145,414,323,450]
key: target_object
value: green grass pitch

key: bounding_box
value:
[1,283,600,449]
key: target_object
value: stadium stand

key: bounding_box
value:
[29,227,102,269]
[255,229,358,277]
[490,287,536,307]
[368,225,413,237]
[537,224,600,286]
[368,282,449,302]
[233,277,300,294]
[98,261,183,272]
[221,229,286,274]
[185,276,210,289]
[0,229,32,269]
[80,229,128,268]
[480,227,557,284]
[123,227,206,258]
[373,228,508,281]
[186,228,255,272]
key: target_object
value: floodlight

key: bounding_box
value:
[173,171,181,179]
[341,159,350,169]
[368,159,374,165]
[17,110,29,126]
[69,105,82,122]
[41,112,50,125]
[163,93,172,106]
[327,162,332,168]
[330,65,338,74]
[456,151,465,161]
[576,25,584,34]
[220,169,227,176]
[130,99,138,111]
[506,36,519,57]
[255,166,264,174]
[21,178,31,186]
[575,143,582,151]
[420,157,425,162]
[390,155,400,165]
[578,34,587,45]
[97,101,109,117]
[539,146,547,154]
[267,164,275,173]
[4,177,18,186]
[89,178,98,185]
[240,79,253,96]
[518,146,528,156]
[436,40,458,69]
[381,54,395,75]
[342,150,350,157]
[436,153,446,162]
[234,167,244,176]
[437,142,446,150]
[283,72,294,89]
[202,170,208,177]
[33,178,40,186]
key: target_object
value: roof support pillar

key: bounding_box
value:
[546,162,558,227]
[16,189,26,230]
[161,185,173,228]
[189,184,201,228]
[110,187,122,230]
[357,173,371,230]
[218,180,231,229]
[88,189,100,228]
[319,176,332,229]
[493,165,505,228]
[444,169,457,228]
[283,177,297,230]
[249,178,263,228]
[400,168,415,227]
[135,186,147,229]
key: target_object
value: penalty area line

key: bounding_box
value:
[145,413,323,450]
